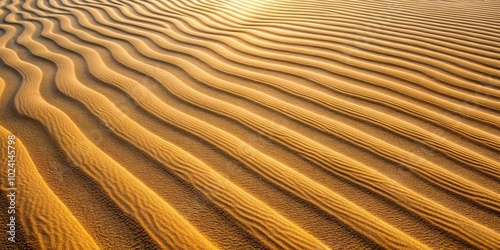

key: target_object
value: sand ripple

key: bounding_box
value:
[1,0,499,249]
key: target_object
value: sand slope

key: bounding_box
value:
[1,0,499,249]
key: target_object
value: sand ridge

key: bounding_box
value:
[1,0,499,249]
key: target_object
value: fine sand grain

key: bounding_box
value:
[1,0,499,249]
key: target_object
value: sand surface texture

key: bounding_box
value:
[1,0,499,249]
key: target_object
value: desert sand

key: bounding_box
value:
[0,0,499,249]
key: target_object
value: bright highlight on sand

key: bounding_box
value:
[1,0,499,249]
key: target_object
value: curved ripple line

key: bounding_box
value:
[11,3,332,249]
[0,125,99,249]
[0,6,217,249]
[31,0,500,248]
[53,0,500,180]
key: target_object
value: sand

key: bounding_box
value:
[0,0,499,249]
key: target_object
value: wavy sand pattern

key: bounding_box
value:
[1,0,499,249]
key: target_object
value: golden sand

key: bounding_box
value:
[1,0,499,249]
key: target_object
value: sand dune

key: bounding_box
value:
[0,125,99,249]
[1,0,499,249]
